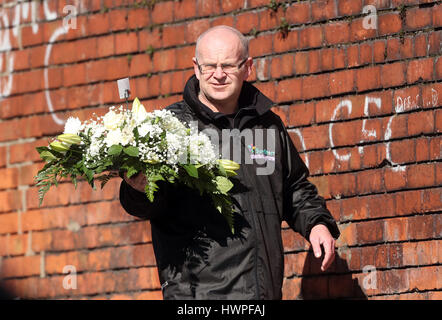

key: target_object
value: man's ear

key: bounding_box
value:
[192,57,200,81]
[243,57,253,81]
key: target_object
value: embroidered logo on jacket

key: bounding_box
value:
[247,144,275,162]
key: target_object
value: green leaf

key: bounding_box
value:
[123,146,139,157]
[183,164,198,178]
[225,169,237,177]
[215,176,233,195]
[36,146,51,154]
[126,166,139,178]
[108,144,123,156]
[40,150,57,162]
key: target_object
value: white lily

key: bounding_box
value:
[132,97,148,124]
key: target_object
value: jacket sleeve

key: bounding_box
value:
[280,125,340,240]
[119,179,172,220]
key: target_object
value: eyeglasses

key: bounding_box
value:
[196,58,248,75]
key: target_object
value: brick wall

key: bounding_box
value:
[0,0,440,300]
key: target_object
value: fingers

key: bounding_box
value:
[320,238,336,272]
[310,237,322,259]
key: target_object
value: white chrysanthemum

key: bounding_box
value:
[105,129,123,147]
[188,132,217,167]
[138,122,163,138]
[63,117,82,135]
[102,110,124,130]
[120,126,135,146]
[88,140,101,157]
[166,132,188,164]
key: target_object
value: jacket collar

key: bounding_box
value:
[183,75,274,124]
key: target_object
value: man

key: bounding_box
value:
[119,26,340,299]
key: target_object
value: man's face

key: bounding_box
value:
[193,31,252,108]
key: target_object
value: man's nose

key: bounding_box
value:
[213,65,226,78]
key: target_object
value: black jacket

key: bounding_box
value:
[119,75,340,299]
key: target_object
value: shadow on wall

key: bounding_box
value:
[300,250,367,300]
[0,282,14,300]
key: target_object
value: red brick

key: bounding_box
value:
[415,138,430,162]
[337,0,363,16]
[333,47,346,69]
[0,190,22,213]
[384,217,408,242]
[0,167,19,190]
[408,215,435,240]
[276,78,302,102]
[196,0,221,17]
[0,212,18,234]
[356,66,381,92]
[87,13,110,35]
[115,32,138,55]
[299,26,323,49]
[286,2,310,25]
[307,50,321,73]
[389,139,415,164]
[63,63,86,87]
[311,0,337,22]
[346,45,359,67]
[407,163,435,188]
[421,188,442,213]
[329,69,355,95]
[405,7,432,30]
[359,43,372,65]
[356,169,384,195]
[302,73,330,100]
[127,8,151,29]
[356,220,384,244]
[436,57,442,80]
[235,12,259,35]
[270,54,295,78]
[129,54,153,77]
[321,48,334,71]
[384,166,407,191]
[369,42,383,65]
[378,13,402,36]
[328,173,357,198]
[171,0,195,20]
[336,222,357,247]
[381,62,406,88]
[288,102,315,127]
[407,58,434,83]
[408,111,434,136]
[324,21,350,45]
[414,33,428,58]
[273,31,299,53]
[434,3,442,27]
[249,34,273,57]
[294,51,308,75]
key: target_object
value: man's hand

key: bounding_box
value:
[123,172,147,193]
[309,224,336,272]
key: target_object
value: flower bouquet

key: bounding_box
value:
[35,98,240,233]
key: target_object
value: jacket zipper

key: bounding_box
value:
[231,110,261,299]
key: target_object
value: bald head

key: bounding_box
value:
[195,26,249,61]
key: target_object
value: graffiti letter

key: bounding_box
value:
[63,5,77,30]
[362,265,377,290]
[329,100,352,161]
[361,96,382,142]
[62,265,77,290]
[362,5,377,30]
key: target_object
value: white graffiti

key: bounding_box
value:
[0,0,82,125]
[292,89,439,172]
[329,99,352,162]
